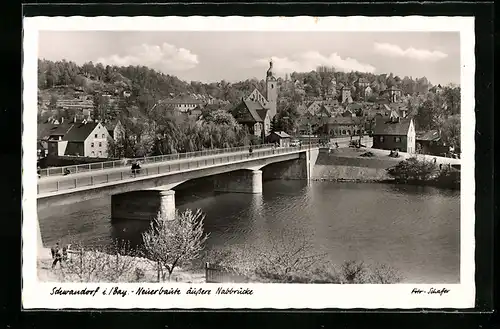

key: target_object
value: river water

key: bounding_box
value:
[38,180,460,283]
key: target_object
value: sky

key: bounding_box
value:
[38,31,460,86]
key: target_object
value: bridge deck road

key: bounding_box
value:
[38,146,276,184]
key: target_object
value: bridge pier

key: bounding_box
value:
[214,169,263,194]
[111,189,176,222]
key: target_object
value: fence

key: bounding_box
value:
[38,143,277,178]
[205,262,249,283]
[37,143,319,195]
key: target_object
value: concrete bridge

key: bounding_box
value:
[37,144,320,223]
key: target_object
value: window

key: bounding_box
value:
[98,151,102,156]
[102,134,105,138]
[91,142,94,147]
[91,151,95,156]
[94,134,97,138]
[99,142,102,147]
[380,136,384,143]
[394,137,401,143]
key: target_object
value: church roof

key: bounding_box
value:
[233,99,267,123]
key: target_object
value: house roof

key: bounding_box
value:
[388,86,401,91]
[62,122,99,142]
[38,123,73,140]
[327,117,361,125]
[272,131,291,138]
[357,77,369,83]
[346,103,363,112]
[104,119,121,131]
[372,117,412,136]
[416,130,441,141]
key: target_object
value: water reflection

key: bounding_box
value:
[38,180,460,283]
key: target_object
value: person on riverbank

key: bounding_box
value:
[51,242,63,269]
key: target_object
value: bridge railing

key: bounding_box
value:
[37,143,319,195]
[38,143,277,178]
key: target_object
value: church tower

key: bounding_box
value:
[266,59,278,119]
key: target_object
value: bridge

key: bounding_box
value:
[37,144,320,223]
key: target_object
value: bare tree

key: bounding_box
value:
[141,209,209,281]
[252,229,327,283]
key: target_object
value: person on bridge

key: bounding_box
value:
[51,242,63,269]
[64,168,70,176]
[131,162,141,176]
[249,146,253,157]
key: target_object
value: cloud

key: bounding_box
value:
[256,51,376,74]
[96,43,199,71]
[373,42,448,61]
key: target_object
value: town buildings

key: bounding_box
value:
[161,96,205,112]
[323,117,363,137]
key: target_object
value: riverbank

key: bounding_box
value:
[312,147,460,189]
[37,247,205,283]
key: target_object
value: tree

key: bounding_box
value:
[48,94,58,112]
[440,115,461,151]
[141,209,209,281]
[316,65,335,98]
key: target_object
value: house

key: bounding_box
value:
[322,117,362,137]
[340,86,353,104]
[189,106,203,119]
[364,86,373,98]
[356,78,370,98]
[38,123,74,157]
[416,130,449,156]
[268,131,292,147]
[385,86,403,103]
[55,121,112,158]
[306,100,323,115]
[162,96,205,112]
[232,60,278,139]
[105,120,125,141]
[325,78,337,99]
[372,113,416,153]
[356,77,370,90]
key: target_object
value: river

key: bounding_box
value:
[38,180,460,283]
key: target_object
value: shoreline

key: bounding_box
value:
[37,247,206,283]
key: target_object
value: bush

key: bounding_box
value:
[57,240,139,282]
[386,157,438,183]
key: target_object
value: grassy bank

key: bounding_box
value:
[313,147,460,190]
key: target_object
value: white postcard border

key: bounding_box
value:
[22,16,476,309]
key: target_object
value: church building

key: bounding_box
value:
[232,60,278,139]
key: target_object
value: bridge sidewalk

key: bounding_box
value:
[38,147,275,183]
